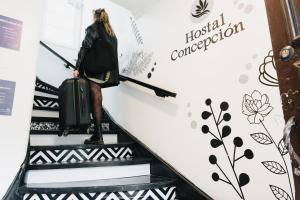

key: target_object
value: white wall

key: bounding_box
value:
[86,0,293,199]
[0,0,44,197]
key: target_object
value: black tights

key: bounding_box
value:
[89,81,102,128]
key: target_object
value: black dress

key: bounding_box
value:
[75,21,118,85]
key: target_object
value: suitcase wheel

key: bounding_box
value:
[58,131,63,137]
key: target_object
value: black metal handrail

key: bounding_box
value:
[39,41,177,98]
[40,41,74,69]
[119,75,176,98]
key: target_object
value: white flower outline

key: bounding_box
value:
[242,90,273,124]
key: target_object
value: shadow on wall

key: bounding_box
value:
[108,0,160,18]
[119,83,179,116]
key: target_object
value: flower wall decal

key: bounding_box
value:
[258,50,279,87]
[242,90,273,124]
[242,90,294,200]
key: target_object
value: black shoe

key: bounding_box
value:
[84,125,104,145]
[84,135,104,145]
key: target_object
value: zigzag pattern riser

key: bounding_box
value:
[33,97,59,110]
[30,147,133,165]
[23,187,176,200]
[35,81,58,94]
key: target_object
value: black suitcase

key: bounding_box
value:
[58,78,91,136]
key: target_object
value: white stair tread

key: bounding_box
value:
[25,175,175,189]
[25,163,150,184]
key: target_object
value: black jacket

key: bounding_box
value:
[75,22,118,75]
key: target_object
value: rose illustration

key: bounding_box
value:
[242,90,273,124]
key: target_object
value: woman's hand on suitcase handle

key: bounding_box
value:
[73,70,80,78]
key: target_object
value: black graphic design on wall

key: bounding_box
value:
[201,99,254,200]
[147,62,157,79]
[258,50,279,87]
[242,90,294,200]
[192,0,210,18]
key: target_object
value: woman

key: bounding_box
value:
[73,8,118,145]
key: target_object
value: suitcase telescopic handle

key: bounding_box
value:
[80,87,86,114]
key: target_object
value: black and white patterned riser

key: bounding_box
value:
[33,96,59,111]
[30,121,114,134]
[35,77,58,95]
[23,187,176,200]
[31,121,59,131]
[29,144,134,165]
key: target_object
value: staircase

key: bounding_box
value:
[18,78,178,200]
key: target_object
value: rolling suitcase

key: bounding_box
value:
[58,78,91,136]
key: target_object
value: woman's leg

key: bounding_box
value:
[84,81,103,144]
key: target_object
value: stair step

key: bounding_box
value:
[20,175,177,200]
[35,91,58,98]
[32,109,59,118]
[25,160,151,184]
[29,143,135,165]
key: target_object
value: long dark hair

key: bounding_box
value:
[94,8,115,37]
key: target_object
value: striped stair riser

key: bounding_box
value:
[23,187,176,200]
[35,79,58,94]
[33,96,59,111]
[30,147,133,165]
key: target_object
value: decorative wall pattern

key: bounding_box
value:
[121,51,153,77]
[130,17,143,45]
[243,90,294,200]
[258,51,279,87]
[233,0,255,14]
[201,99,254,199]
[191,0,210,18]
[23,187,176,200]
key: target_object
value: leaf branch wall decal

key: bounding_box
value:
[242,90,294,200]
[202,99,254,200]
[270,185,292,200]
